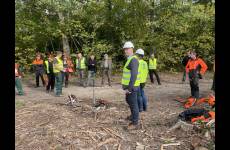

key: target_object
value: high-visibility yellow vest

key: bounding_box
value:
[53,57,63,73]
[139,59,148,83]
[76,57,86,69]
[44,60,50,74]
[149,58,157,69]
[121,55,141,86]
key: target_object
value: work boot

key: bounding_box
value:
[140,112,145,120]
[127,123,140,130]
[55,94,64,97]
[17,93,24,96]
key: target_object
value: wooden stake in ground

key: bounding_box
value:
[160,142,181,150]
[93,77,96,105]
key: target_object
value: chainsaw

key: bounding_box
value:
[65,94,80,107]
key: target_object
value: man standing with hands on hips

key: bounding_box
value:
[121,41,141,130]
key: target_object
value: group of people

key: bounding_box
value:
[15,47,161,97]
[15,41,214,130]
[28,51,113,96]
[121,41,214,129]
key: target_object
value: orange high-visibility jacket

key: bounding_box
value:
[67,59,74,72]
[32,59,43,65]
[186,58,208,75]
[15,63,21,77]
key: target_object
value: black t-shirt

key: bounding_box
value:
[88,59,97,72]
[182,56,190,66]
[48,61,54,73]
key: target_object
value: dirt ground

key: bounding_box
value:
[15,72,214,150]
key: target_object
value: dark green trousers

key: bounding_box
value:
[182,70,186,81]
[55,72,63,96]
[15,77,24,95]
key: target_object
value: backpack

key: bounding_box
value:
[179,108,210,122]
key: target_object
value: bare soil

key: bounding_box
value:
[15,72,214,150]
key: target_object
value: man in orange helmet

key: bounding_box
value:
[186,51,208,102]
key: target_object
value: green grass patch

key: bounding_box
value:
[15,100,25,109]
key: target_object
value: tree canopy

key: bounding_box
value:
[15,0,215,72]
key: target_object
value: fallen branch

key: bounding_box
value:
[206,119,215,127]
[102,127,124,140]
[136,142,146,150]
[144,132,152,138]
[96,137,117,148]
[87,132,97,142]
[160,137,176,142]
[37,118,51,126]
[168,112,177,116]
[16,111,32,116]
[15,122,27,128]
[160,142,181,150]
[117,144,121,150]
[168,120,194,132]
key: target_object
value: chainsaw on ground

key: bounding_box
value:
[65,94,81,107]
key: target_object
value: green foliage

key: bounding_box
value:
[15,47,36,72]
[15,0,215,72]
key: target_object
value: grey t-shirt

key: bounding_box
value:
[104,59,109,68]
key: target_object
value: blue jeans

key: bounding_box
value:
[126,90,139,125]
[137,86,148,112]
[62,72,69,87]
[87,71,96,86]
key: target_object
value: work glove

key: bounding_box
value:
[125,89,131,95]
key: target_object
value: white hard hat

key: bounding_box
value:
[123,41,134,49]
[136,49,144,55]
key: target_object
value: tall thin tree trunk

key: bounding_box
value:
[58,12,70,55]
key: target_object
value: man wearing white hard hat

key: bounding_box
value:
[121,41,141,130]
[135,49,148,119]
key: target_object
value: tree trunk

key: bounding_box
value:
[58,12,70,55]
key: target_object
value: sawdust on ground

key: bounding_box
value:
[16,72,214,150]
